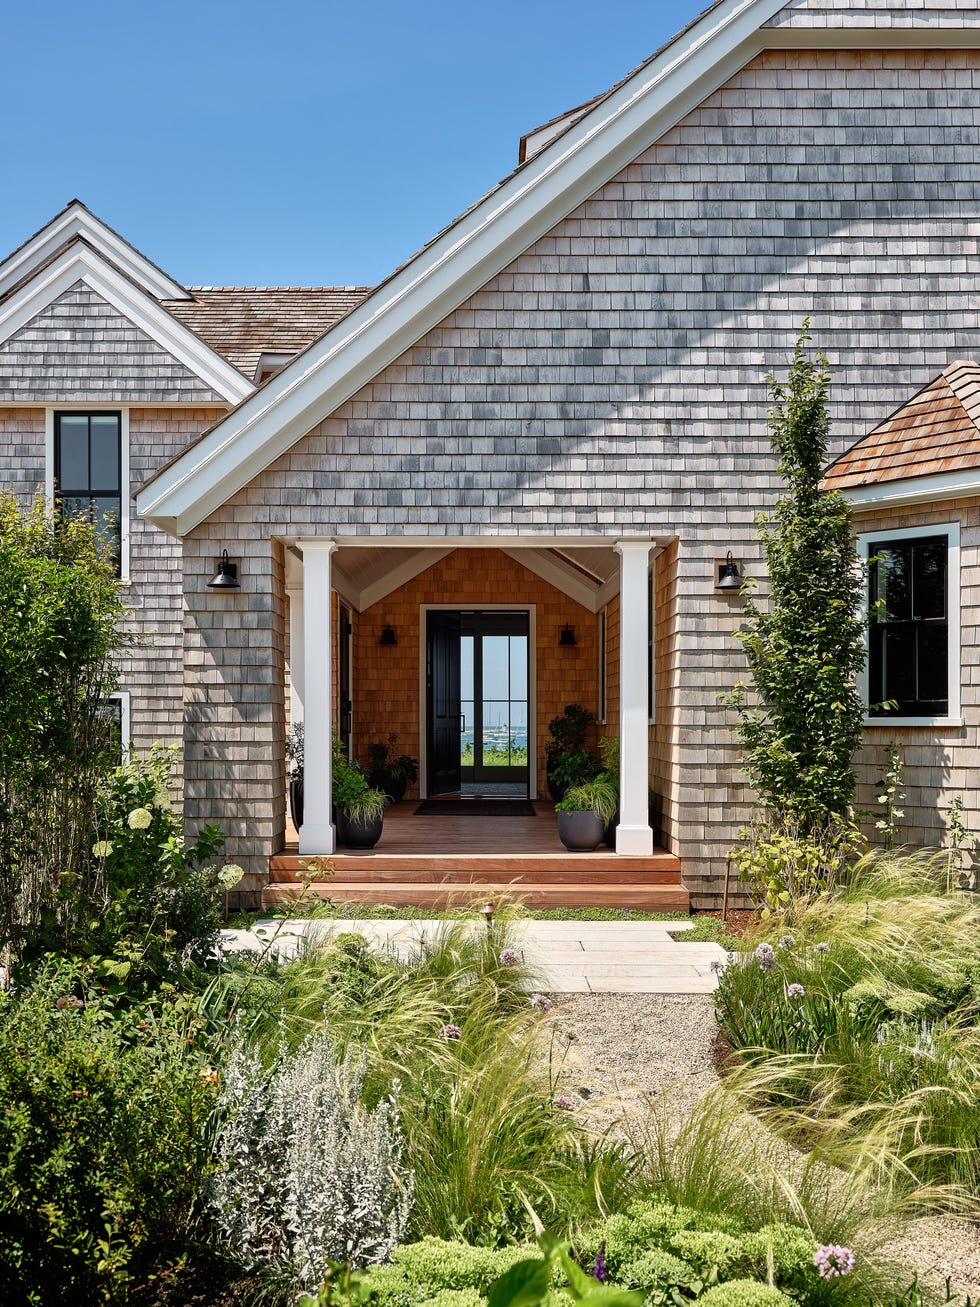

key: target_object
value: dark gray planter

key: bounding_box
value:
[337,811,384,849]
[557,809,605,852]
[369,767,408,804]
[289,777,304,830]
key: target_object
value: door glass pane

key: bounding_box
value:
[482,698,509,766]
[460,635,474,767]
[509,636,527,698]
[58,416,89,489]
[509,700,528,767]
[90,416,120,490]
[482,636,510,701]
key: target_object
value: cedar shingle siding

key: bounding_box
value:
[0,282,225,404]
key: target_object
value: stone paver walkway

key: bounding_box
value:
[220,918,726,994]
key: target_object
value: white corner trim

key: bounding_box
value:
[109,690,132,761]
[842,467,980,509]
[0,202,190,302]
[856,521,961,726]
[136,0,799,536]
[0,244,251,405]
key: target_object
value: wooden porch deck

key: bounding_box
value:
[265,801,688,910]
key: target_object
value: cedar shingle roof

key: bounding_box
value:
[162,286,371,380]
[823,360,980,492]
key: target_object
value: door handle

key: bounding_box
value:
[459,714,466,730]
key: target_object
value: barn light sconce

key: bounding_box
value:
[558,623,577,647]
[207,549,240,589]
[716,552,742,592]
[378,623,398,646]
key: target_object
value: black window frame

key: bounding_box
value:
[54,410,123,575]
[868,532,949,719]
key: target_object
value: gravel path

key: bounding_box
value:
[548,993,980,1301]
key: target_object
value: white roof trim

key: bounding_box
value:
[0,201,190,302]
[502,548,603,612]
[136,0,980,536]
[0,243,252,405]
[842,467,980,510]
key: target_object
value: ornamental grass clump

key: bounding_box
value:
[211,1028,413,1290]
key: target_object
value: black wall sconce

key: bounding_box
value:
[558,623,577,647]
[207,549,240,589]
[378,623,398,646]
[716,552,742,591]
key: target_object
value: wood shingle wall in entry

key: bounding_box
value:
[350,547,600,799]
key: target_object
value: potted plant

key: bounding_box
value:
[545,704,599,801]
[366,734,418,804]
[287,721,304,829]
[334,737,389,848]
[555,778,619,853]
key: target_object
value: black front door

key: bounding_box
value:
[427,611,462,795]
[338,603,353,753]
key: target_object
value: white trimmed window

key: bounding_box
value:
[47,409,130,579]
[858,522,960,726]
[101,691,131,763]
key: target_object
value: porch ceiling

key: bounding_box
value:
[295,542,624,613]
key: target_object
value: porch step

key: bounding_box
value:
[269,852,682,880]
[261,880,690,912]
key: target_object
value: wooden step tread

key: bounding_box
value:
[270,854,681,875]
[269,866,681,885]
[262,882,690,910]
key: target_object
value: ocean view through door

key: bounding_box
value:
[426,610,530,796]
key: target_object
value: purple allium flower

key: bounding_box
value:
[787,983,805,1000]
[554,1094,576,1111]
[56,996,83,1011]
[530,993,553,1013]
[592,1240,608,1283]
[499,947,519,966]
[813,1245,855,1279]
[437,1023,462,1040]
[779,934,797,949]
[754,942,777,974]
[710,959,725,974]
[814,941,831,954]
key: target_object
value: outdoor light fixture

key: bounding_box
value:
[716,552,742,591]
[558,623,577,647]
[378,623,398,646]
[207,550,240,589]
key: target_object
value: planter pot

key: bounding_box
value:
[337,811,384,849]
[602,806,620,849]
[369,767,408,805]
[557,809,605,853]
[289,777,304,830]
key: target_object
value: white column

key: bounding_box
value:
[615,541,653,856]
[298,541,336,854]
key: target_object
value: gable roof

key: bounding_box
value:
[164,286,370,379]
[825,361,980,508]
[136,0,980,536]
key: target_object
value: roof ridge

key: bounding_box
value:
[942,359,980,432]
[183,284,372,293]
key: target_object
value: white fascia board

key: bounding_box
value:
[0,202,190,302]
[137,0,792,536]
[503,548,600,612]
[842,468,980,510]
[0,244,252,405]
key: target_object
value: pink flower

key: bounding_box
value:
[553,1094,576,1111]
[437,1023,462,1040]
[813,1244,855,1279]
[56,996,83,1011]
[499,948,519,966]
[530,993,553,1013]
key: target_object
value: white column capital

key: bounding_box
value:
[614,539,653,558]
[300,539,338,555]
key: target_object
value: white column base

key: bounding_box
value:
[615,823,654,856]
[298,821,336,855]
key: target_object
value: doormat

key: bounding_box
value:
[414,799,536,817]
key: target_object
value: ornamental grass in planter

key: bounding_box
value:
[556,778,619,852]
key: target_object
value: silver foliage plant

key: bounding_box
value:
[211,1029,413,1288]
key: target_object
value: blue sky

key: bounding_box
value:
[1,0,708,288]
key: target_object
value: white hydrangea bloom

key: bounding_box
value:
[127,807,153,830]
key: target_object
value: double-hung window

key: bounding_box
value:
[862,523,960,723]
[54,411,124,575]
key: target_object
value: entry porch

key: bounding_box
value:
[265,799,687,911]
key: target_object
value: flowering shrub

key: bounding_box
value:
[211,1029,413,1289]
[813,1244,855,1279]
[0,964,218,1303]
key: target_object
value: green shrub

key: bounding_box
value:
[699,1283,794,1307]
[423,1290,487,1307]
[0,966,219,1304]
[617,1248,695,1291]
[393,1238,534,1293]
[667,1230,742,1276]
[738,1224,817,1282]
